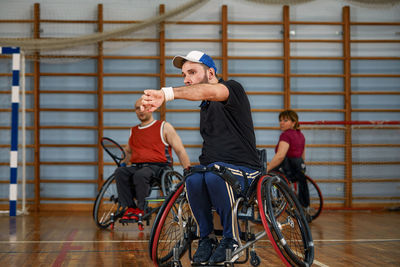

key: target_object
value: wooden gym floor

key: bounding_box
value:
[0,210,399,266]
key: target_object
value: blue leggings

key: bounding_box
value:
[185,162,259,239]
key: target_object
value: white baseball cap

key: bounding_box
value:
[172,50,217,73]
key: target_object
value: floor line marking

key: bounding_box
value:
[313,258,330,267]
[0,238,398,244]
[52,229,83,267]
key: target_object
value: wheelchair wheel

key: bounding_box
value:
[270,171,323,221]
[257,175,314,267]
[93,174,124,229]
[305,175,323,220]
[149,182,196,267]
[160,170,183,196]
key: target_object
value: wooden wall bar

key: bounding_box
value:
[0,4,399,211]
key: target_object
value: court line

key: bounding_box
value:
[52,229,83,267]
[0,238,399,244]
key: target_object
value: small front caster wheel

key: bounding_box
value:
[250,251,261,267]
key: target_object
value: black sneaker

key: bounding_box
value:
[208,237,239,264]
[192,236,218,264]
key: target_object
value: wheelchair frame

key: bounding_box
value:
[149,165,315,267]
[92,166,183,230]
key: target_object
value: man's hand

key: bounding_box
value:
[140,89,165,112]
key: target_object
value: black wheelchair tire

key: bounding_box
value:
[305,175,323,220]
[93,174,123,229]
[257,175,314,267]
[149,182,195,266]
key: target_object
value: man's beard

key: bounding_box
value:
[200,73,209,84]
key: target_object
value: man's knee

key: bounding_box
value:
[204,172,226,188]
[185,173,205,193]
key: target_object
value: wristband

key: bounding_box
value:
[161,87,174,102]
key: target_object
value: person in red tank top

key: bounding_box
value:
[114,99,190,220]
[267,110,312,222]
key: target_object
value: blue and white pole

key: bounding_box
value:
[0,47,20,216]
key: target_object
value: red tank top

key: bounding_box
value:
[129,120,172,164]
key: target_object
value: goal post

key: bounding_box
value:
[0,46,27,216]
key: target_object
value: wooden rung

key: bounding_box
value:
[291,92,345,95]
[291,74,345,77]
[290,39,343,43]
[351,109,400,112]
[166,20,220,25]
[166,38,220,42]
[40,162,99,165]
[40,90,96,94]
[40,125,98,129]
[40,19,96,23]
[352,92,400,95]
[353,161,400,165]
[290,21,343,25]
[291,56,345,60]
[0,90,33,94]
[40,197,94,201]
[228,39,283,43]
[351,40,400,43]
[228,56,285,60]
[103,55,160,60]
[40,144,97,148]
[351,74,400,78]
[103,91,143,94]
[229,73,284,77]
[107,38,158,42]
[39,108,97,112]
[351,22,400,26]
[352,57,400,60]
[40,73,97,77]
[103,73,160,77]
[246,92,284,95]
[353,178,400,183]
[40,179,97,183]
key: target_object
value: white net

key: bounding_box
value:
[301,121,400,206]
[0,0,209,64]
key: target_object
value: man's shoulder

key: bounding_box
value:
[220,79,243,88]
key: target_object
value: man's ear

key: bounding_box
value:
[208,68,215,80]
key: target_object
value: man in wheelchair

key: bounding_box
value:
[141,51,262,265]
[115,98,190,221]
[267,110,312,222]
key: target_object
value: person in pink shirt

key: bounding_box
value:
[267,110,311,222]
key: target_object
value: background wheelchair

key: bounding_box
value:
[269,158,323,221]
[92,137,183,230]
[149,150,314,267]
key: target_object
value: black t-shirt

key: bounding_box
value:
[198,79,261,170]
